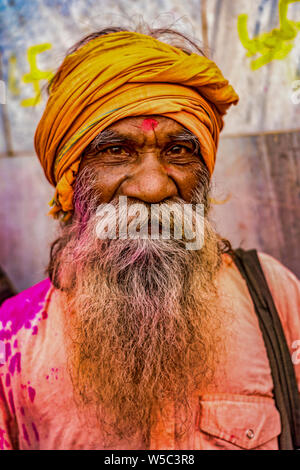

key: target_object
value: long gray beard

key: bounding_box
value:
[52,175,228,447]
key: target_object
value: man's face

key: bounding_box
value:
[80,115,205,205]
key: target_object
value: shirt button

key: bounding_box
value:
[246,429,255,439]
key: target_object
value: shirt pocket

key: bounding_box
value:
[197,394,282,450]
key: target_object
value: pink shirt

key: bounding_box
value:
[0,252,299,450]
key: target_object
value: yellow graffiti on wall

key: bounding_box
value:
[21,43,54,107]
[237,0,300,70]
[8,54,21,97]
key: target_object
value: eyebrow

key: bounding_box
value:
[167,130,201,150]
[85,128,201,153]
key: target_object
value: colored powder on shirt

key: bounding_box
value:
[32,422,40,442]
[32,326,38,335]
[22,423,31,447]
[5,373,10,387]
[0,428,10,450]
[9,352,21,376]
[0,279,51,341]
[8,389,16,415]
[28,386,36,403]
[5,342,11,360]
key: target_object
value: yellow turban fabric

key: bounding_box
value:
[35,31,239,220]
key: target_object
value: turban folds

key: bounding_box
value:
[34,31,239,220]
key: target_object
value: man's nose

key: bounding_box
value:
[120,154,178,203]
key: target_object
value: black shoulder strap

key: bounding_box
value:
[231,248,300,450]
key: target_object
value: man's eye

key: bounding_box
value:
[101,146,129,155]
[166,145,191,155]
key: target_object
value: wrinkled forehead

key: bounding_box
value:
[105,115,189,143]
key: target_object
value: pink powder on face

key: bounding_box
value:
[141,118,158,132]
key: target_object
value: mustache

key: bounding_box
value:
[94,195,205,250]
[72,162,211,227]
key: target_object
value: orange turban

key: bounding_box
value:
[35,31,239,220]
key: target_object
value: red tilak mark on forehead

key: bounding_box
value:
[141,118,158,131]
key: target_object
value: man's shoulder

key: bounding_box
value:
[0,278,52,334]
[257,251,300,292]
[257,252,300,389]
[223,250,299,326]
[257,251,300,339]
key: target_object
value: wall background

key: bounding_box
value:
[0,0,299,291]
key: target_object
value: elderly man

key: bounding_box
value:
[0,27,299,451]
